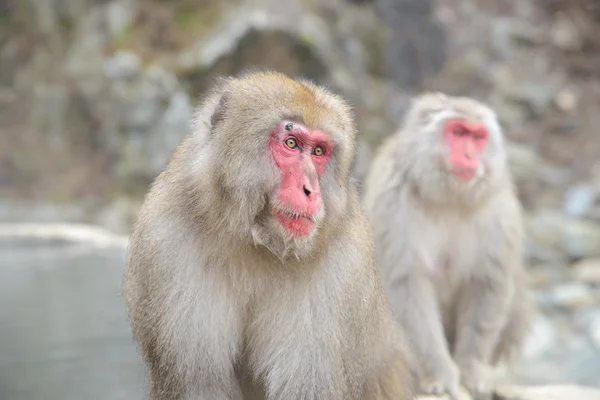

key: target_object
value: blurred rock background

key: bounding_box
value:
[1,0,599,394]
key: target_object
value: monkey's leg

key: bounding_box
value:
[138,326,244,400]
[452,276,512,400]
[387,272,461,399]
[490,280,533,365]
[133,278,245,400]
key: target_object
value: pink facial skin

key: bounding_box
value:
[443,119,488,181]
[269,121,333,238]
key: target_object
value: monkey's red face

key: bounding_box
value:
[269,121,332,238]
[443,119,488,181]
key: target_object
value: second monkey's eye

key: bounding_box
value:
[285,138,298,149]
[313,146,324,156]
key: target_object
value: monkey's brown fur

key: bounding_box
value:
[124,71,413,400]
[363,93,533,400]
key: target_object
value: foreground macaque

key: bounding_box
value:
[363,93,533,400]
[124,71,413,400]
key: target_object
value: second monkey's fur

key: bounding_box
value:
[363,93,533,399]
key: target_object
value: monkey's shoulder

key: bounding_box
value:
[475,188,523,231]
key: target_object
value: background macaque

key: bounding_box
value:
[362,93,533,400]
[124,71,413,400]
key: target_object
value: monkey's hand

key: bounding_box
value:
[457,360,492,400]
[418,359,462,400]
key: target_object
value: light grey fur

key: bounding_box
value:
[362,93,533,400]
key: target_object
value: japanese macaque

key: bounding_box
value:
[124,71,413,400]
[362,93,533,400]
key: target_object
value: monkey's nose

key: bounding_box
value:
[303,185,312,197]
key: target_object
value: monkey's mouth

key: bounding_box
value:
[451,168,477,181]
[273,209,316,238]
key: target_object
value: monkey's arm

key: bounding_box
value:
[343,207,415,400]
[452,196,522,394]
[361,276,416,400]
[365,186,461,397]
[125,212,244,400]
[452,271,513,366]
[452,268,512,399]
[388,267,461,397]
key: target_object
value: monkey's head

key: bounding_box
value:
[400,92,507,202]
[194,71,356,259]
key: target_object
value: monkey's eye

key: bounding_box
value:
[285,138,298,149]
[453,129,466,137]
[474,134,484,141]
[313,146,324,156]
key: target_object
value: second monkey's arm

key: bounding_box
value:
[452,204,519,395]
[452,269,512,396]
[387,267,461,398]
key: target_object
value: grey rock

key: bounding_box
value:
[524,240,566,267]
[506,19,546,47]
[146,65,180,96]
[506,82,557,118]
[416,385,600,400]
[549,282,595,310]
[416,389,471,400]
[374,0,447,90]
[550,15,581,51]
[572,258,600,285]
[528,265,568,288]
[589,316,600,350]
[521,315,557,359]
[537,164,572,188]
[495,385,600,400]
[575,310,600,350]
[122,79,164,131]
[32,84,69,150]
[490,18,519,61]
[527,211,600,260]
[506,142,540,182]
[563,219,600,259]
[564,185,598,218]
[107,79,192,180]
[105,0,134,40]
[64,6,110,79]
[525,211,566,250]
[150,90,193,172]
[554,88,579,112]
[103,51,142,81]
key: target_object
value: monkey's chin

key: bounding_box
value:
[250,218,318,262]
[274,211,316,238]
[451,168,477,181]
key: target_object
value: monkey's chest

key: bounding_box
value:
[423,222,477,280]
[429,251,462,305]
[434,254,451,276]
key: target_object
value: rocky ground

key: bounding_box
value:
[1,0,599,392]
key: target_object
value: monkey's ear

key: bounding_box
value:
[210,91,229,131]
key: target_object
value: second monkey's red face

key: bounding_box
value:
[269,121,332,238]
[442,119,488,181]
